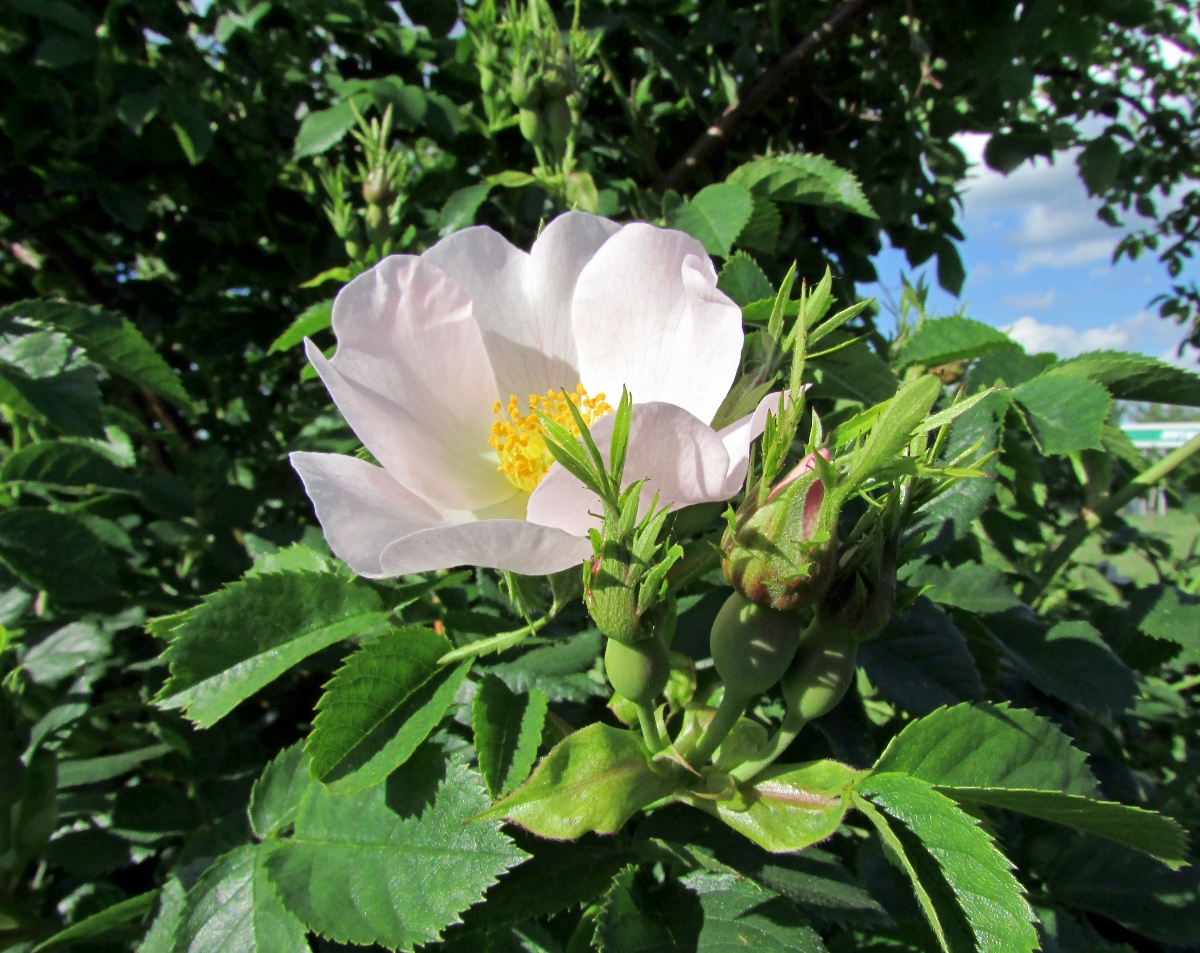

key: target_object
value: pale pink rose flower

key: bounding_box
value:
[290,212,777,577]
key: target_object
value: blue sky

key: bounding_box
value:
[861,131,1198,364]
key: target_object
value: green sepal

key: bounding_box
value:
[845,374,943,489]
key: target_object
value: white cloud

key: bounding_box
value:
[1004,309,1200,362]
[951,133,1121,277]
[1014,237,1115,273]
[1015,201,1109,248]
[954,133,1085,217]
[1001,290,1057,310]
[1006,316,1132,358]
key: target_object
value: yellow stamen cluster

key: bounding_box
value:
[489,383,612,492]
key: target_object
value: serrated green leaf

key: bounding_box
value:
[478,831,629,925]
[850,793,963,953]
[728,153,877,218]
[32,890,158,951]
[1134,585,1200,648]
[667,183,754,257]
[0,299,189,406]
[809,335,898,406]
[266,747,527,950]
[1077,136,1121,195]
[717,253,775,307]
[859,599,983,716]
[911,401,999,541]
[246,543,330,579]
[0,509,118,603]
[633,807,889,928]
[871,702,1099,795]
[942,789,1186,865]
[1011,374,1111,455]
[307,626,471,793]
[174,844,310,953]
[249,742,312,838]
[593,865,692,953]
[753,848,890,929]
[686,871,828,953]
[439,182,494,236]
[895,317,1014,369]
[993,617,1138,716]
[858,773,1038,953]
[1042,836,1200,946]
[268,300,333,354]
[0,330,103,436]
[58,744,172,788]
[0,440,135,493]
[154,572,388,727]
[687,760,864,854]
[489,629,608,703]
[293,101,357,158]
[475,724,675,838]
[1046,350,1200,405]
[906,564,1020,614]
[736,195,782,254]
[136,877,185,953]
[472,674,548,798]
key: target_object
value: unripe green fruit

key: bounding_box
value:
[710,592,800,697]
[545,97,572,153]
[510,69,530,106]
[605,635,670,706]
[479,66,496,96]
[518,107,545,144]
[781,629,858,722]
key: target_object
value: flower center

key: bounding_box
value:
[489,384,612,492]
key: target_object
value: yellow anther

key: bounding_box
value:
[488,385,613,492]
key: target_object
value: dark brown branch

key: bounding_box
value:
[661,0,887,192]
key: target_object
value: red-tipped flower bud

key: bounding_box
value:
[721,451,838,611]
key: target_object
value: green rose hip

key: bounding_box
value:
[605,634,670,706]
[710,592,800,696]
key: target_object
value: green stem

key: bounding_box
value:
[687,688,749,767]
[729,707,807,782]
[1023,432,1200,605]
[635,702,667,753]
[437,616,549,665]
[1172,672,1200,694]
